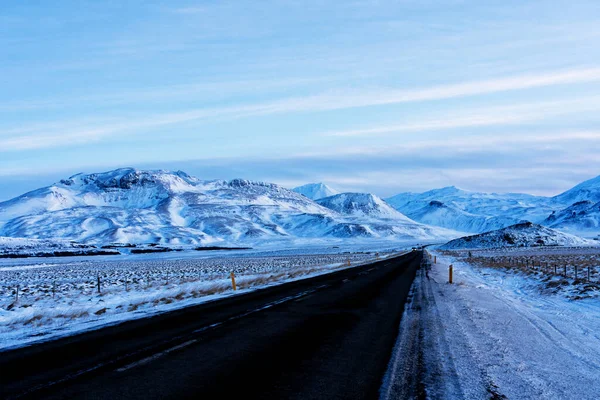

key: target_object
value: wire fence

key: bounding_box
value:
[1,252,383,306]
[468,254,600,283]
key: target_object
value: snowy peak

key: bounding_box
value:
[60,168,201,194]
[317,193,413,221]
[292,183,339,200]
[554,174,600,204]
[440,222,592,250]
[422,186,466,197]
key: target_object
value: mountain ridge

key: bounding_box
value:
[440,222,593,250]
[0,169,457,246]
[292,182,339,200]
[385,174,600,235]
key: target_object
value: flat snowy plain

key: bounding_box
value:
[0,241,409,351]
[384,246,600,399]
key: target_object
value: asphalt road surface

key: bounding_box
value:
[1,251,422,400]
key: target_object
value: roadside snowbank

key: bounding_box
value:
[382,251,600,399]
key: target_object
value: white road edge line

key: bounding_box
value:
[116,339,198,372]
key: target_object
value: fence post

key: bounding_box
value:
[564,265,567,277]
[588,266,591,282]
[449,265,453,284]
[575,265,578,280]
[230,272,237,291]
[97,274,101,294]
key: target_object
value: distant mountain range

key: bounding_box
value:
[1,169,599,249]
[0,169,456,246]
[384,176,600,237]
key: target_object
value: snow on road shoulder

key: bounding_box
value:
[383,251,600,400]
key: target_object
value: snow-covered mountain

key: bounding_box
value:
[386,177,600,235]
[544,201,600,235]
[440,222,592,250]
[314,193,458,239]
[407,200,521,233]
[553,175,600,205]
[386,186,552,233]
[292,183,339,200]
[317,193,409,219]
[0,168,457,246]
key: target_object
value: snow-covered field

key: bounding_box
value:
[443,247,600,299]
[383,247,600,399]
[0,248,399,351]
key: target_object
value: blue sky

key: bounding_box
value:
[1,0,600,200]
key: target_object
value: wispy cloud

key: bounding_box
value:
[323,97,600,137]
[291,130,600,159]
[273,67,600,114]
[182,67,600,118]
[0,76,330,113]
[3,68,600,152]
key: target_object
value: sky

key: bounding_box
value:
[1,0,600,201]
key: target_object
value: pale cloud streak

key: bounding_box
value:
[323,97,600,137]
[292,130,600,159]
[223,67,600,117]
[2,68,600,152]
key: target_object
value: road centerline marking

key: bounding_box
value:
[116,340,198,372]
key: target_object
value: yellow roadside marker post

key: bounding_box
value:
[347,258,351,266]
[230,272,237,291]
[449,265,453,284]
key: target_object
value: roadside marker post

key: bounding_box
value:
[230,272,237,291]
[434,256,437,264]
[347,258,351,267]
[449,265,453,284]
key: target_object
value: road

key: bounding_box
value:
[1,251,422,400]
